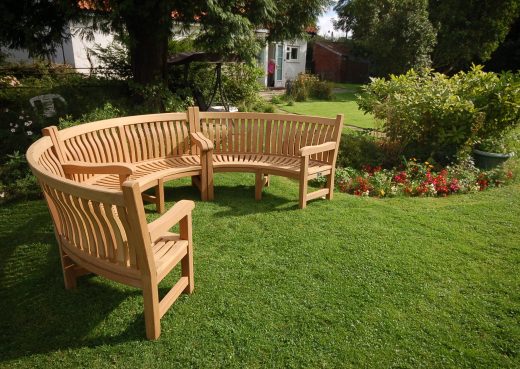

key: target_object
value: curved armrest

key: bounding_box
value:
[62,161,136,176]
[299,141,337,157]
[191,132,214,151]
[148,200,195,241]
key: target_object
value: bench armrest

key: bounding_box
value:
[148,200,195,241]
[299,141,337,157]
[62,161,136,176]
[191,132,214,151]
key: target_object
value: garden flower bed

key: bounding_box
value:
[323,158,514,198]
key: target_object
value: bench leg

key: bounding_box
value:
[255,172,263,201]
[299,177,308,209]
[142,283,161,340]
[299,157,309,209]
[156,178,165,214]
[264,174,270,187]
[59,247,78,290]
[326,173,334,200]
[180,213,194,294]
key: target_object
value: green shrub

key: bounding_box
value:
[312,80,333,100]
[270,95,283,105]
[0,151,40,203]
[170,62,262,110]
[336,130,389,169]
[59,102,124,129]
[287,74,333,102]
[89,41,132,79]
[358,66,520,163]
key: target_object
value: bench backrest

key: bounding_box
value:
[28,138,155,286]
[196,110,343,164]
[43,113,192,182]
[38,109,343,183]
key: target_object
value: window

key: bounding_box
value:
[286,46,298,61]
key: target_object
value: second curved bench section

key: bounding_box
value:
[42,108,344,210]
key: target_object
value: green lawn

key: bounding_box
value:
[1,174,519,368]
[276,84,379,130]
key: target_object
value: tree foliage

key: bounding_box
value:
[334,0,520,76]
[429,0,520,73]
[1,0,330,85]
[0,0,71,57]
[334,0,436,77]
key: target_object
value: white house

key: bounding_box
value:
[256,30,308,88]
[2,25,308,89]
[1,24,114,71]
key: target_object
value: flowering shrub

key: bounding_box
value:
[358,66,520,163]
[287,73,333,101]
[333,158,513,198]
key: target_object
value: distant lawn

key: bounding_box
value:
[1,173,519,368]
[275,83,379,130]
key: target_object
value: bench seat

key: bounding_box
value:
[212,154,332,177]
[85,155,202,190]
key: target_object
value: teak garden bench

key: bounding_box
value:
[26,108,343,339]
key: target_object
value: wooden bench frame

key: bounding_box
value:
[27,138,195,340]
[37,108,343,210]
[25,109,343,339]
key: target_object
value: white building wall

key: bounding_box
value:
[1,23,114,73]
[282,39,307,82]
[69,24,115,72]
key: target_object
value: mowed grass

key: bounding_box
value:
[276,84,378,130]
[1,173,519,368]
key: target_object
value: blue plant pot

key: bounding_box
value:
[473,149,512,170]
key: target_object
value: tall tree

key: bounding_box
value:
[334,0,436,77]
[0,0,71,58]
[1,0,330,85]
[429,0,520,73]
[485,15,520,72]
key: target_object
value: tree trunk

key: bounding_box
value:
[124,1,171,86]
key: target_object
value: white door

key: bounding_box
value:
[275,43,285,87]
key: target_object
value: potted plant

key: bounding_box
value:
[473,136,515,170]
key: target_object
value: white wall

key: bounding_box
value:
[1,23,114,73]
[69,24,115,72]
[282,39,307,82]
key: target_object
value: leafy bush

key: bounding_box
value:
[0,151,40,203]
[270,95,283,105]
[287,74,333,101]
[358,66,520,163]
[128,81,194,113]
[336,130,389,169]
[169,62,262,110]
[59,102,124,129]
[89,41,132,79]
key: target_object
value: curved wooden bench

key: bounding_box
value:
[27,136,195,340]
[26,108,343,340]
[194,108,344,208]
[41,112,213,213]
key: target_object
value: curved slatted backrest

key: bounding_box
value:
[54,113,190,181]
[122,115,191,162]
[197,112,341,163]
[62,126,127,182]
[38,145,65,177]
[28,137,153,286]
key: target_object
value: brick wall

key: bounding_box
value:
[313,42,369,83]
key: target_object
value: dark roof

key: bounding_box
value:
[167,52,240,65]
[315,41,352,56]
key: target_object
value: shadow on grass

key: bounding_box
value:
[0,202,161,362]
[160,182,299,217]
